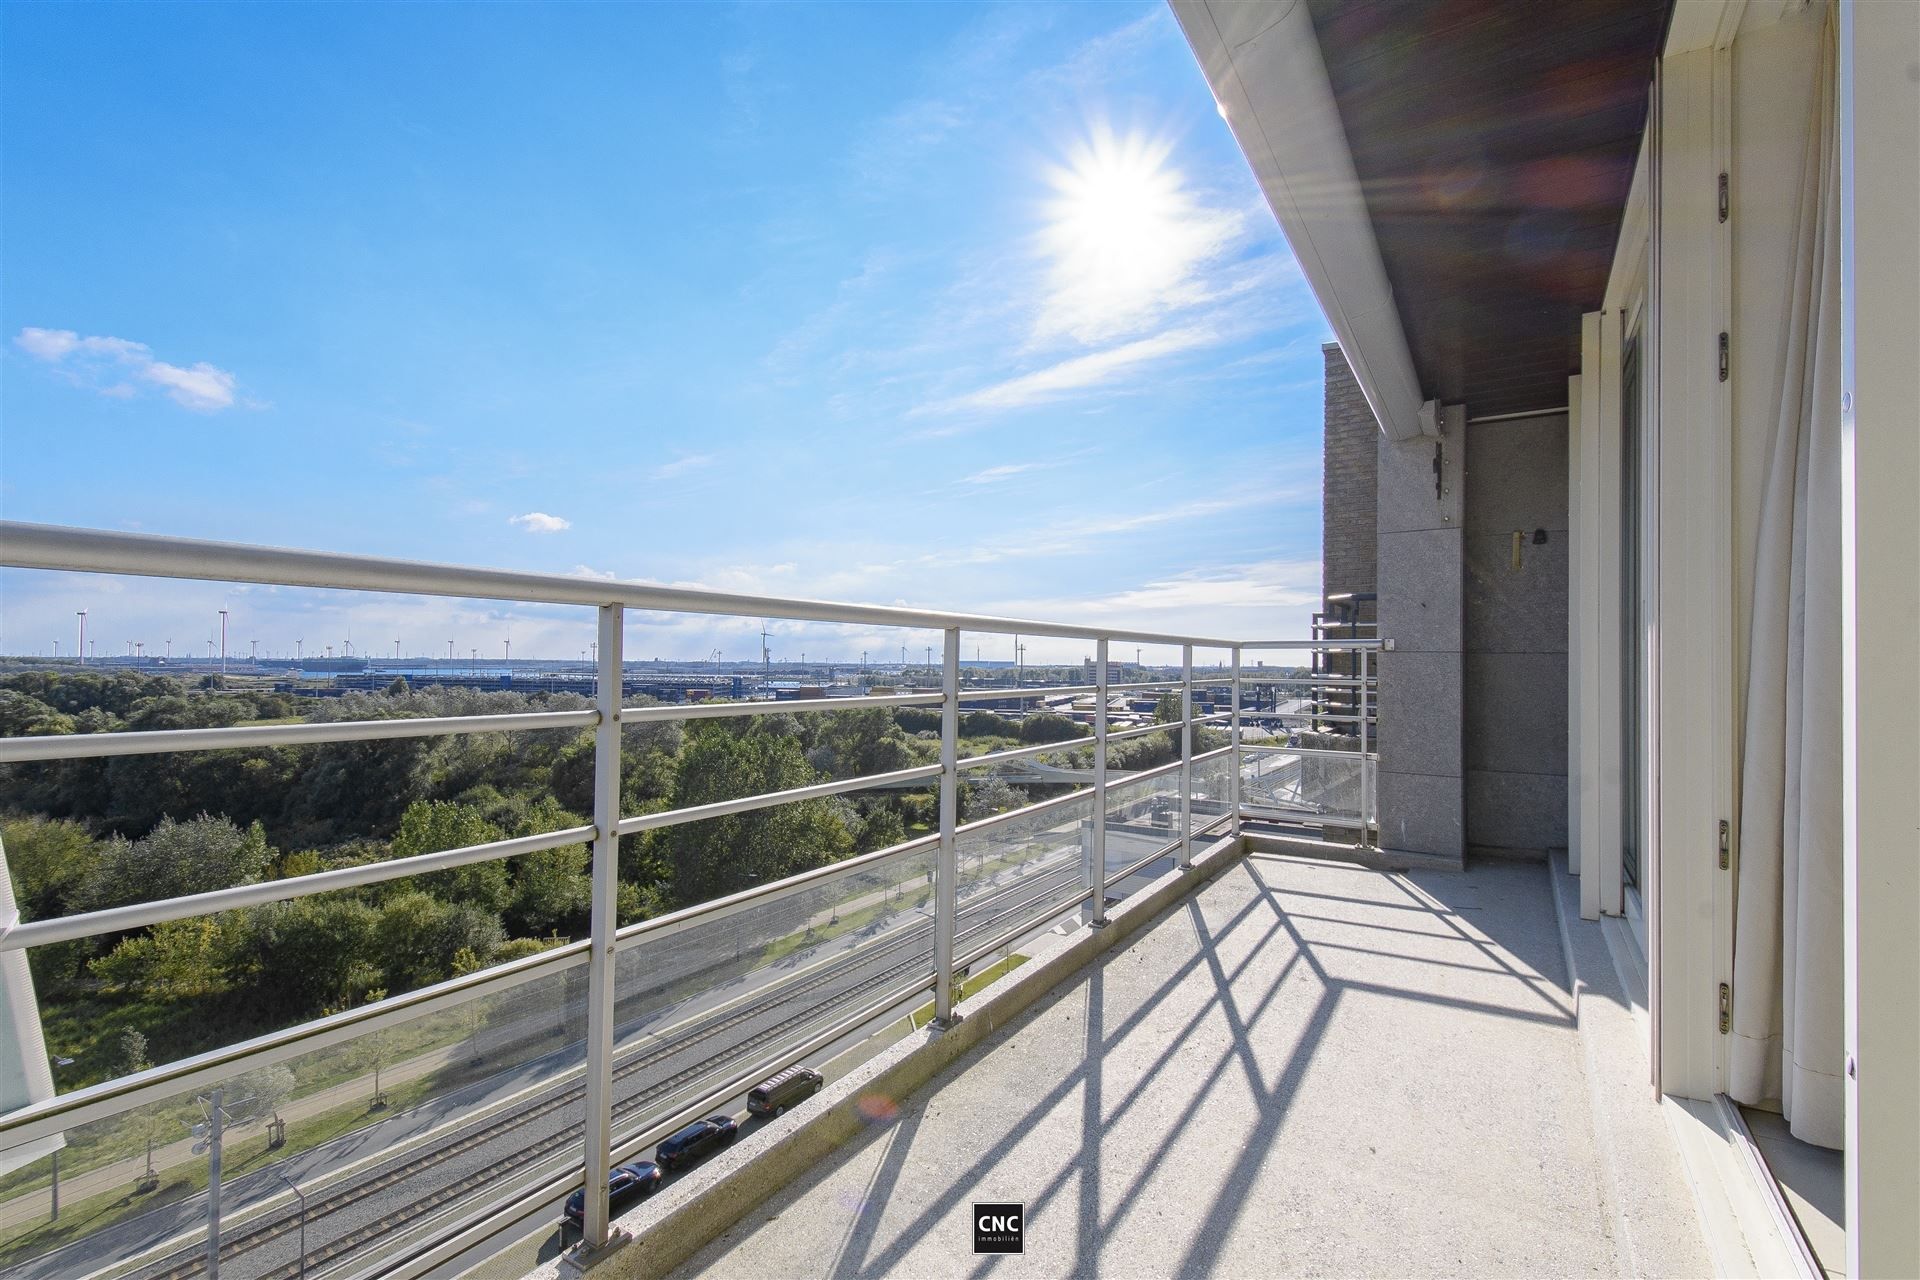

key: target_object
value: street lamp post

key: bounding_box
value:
[190,1086,229,1280]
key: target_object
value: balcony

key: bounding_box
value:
[2,522,1408,1280]
[505,846,1713,1280]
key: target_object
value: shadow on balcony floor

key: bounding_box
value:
[668,854,1696,1278]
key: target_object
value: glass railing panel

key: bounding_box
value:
[955,790,1096,955]
[1240,743,1365,823]
[607,838,935,1148]
[0,954,585,1280]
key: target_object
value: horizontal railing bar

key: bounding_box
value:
[1240,637,1387,650]
[619,691,942,722]
[951,743,1235,841]
[0,522,1246,648]
[958,738,1091,769]
[955,711,1225,771]
[1253,712,1372,724]
[1240,804,1367,827]
[0,936,590,1148]
[1,825,597,952]
[1243,745,1381,760]
[1242,676,1377,687]
[0,708,598,764]
[613,763,941,838]
[952,680,1272,704]
[612,831,939,948]
[953,683,1097,701]
[1104,720,1180,745]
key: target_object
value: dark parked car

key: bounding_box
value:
[562,1162,661,1228]
[747,1065,825,1117]
[655,1115,738,1171]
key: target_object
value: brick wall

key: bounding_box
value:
[1321,343,1378,617]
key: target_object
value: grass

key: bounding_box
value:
[902,953,1030,1031]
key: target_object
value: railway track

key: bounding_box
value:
[139,854,1083,1280]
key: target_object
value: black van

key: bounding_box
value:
[747,1065,825,1117]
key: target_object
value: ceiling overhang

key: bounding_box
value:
[1176,0,1672,425]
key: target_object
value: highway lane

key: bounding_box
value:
[52,847,1086,1280]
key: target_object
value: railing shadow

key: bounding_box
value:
[724,853,1579,1279]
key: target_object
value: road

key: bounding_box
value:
[13,839,1088,1280]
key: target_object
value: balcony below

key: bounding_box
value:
[643,852,1713,1278]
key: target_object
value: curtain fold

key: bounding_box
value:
[1728,12,1844,1150]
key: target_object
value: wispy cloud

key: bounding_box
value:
[983,558,1322,637]
[14,327,241,411]
[649,454,715,481]
[915,490,1280,568]
[509,511,571,534]
[917,325,1217,421]
[958,462,1045,486]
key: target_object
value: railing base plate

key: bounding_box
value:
[561,1228,633,1276]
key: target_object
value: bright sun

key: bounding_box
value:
[1037,125,1236,345]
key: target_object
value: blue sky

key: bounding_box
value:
[1,3,1330,666]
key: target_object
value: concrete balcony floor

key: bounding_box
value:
[667,854,1712,1278]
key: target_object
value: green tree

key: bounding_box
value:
[855,805,907,853]
[90,917,239,997]
[374,891,505,990]
[245,896,382,1013]
[1,814,97,920]
[117,1027,151,1077]
[663,725,852,905]
[0,689,76,737]
[961,775,1022,822]
[390,800,510,911]
[81,815,273,912]
[1018,713,1086,745]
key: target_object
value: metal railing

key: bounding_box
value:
[0,521,1380,1278]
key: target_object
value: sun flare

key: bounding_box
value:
[1036,125,1239,345]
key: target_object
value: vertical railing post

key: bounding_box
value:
[580,605,623,1251]
[933,627,961,1025]
[1091,638,1110,926]
[1359,646,1373,845]
[1230,645,1243,837]
[1179,643,1193,869]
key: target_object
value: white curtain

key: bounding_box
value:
[1729,13,1844,1150]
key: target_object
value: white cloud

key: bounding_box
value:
[13,327,241,411]
[649,454,715,481]
[918,325,1217,419]
[140,360,237,411]
[509,512,571,534]
[568,564,617,580]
